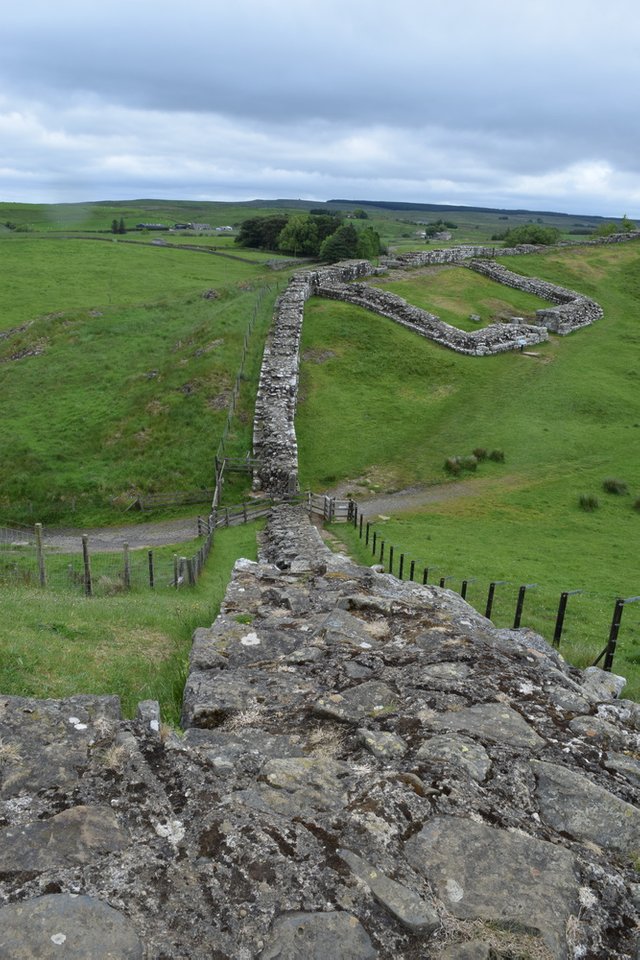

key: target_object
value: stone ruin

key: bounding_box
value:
[252,245,604,496]
[1,239,638,957]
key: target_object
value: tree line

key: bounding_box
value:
[235,212,383,262]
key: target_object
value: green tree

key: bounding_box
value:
[235,215,289,250]
[501,224,560,246]
[118,217,126,234]
[621,214,636,232]
[277,215,320,256]
[319,223,360,262]
[111,219,119,234]
[356,226,382,260]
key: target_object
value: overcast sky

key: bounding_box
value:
[2,0,639,216]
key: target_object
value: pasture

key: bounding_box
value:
[0,235,280,523]
[297,240,640,694]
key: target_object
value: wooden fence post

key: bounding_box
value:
[173,553,179,589]
[123,543,131,589]
[34,523,46,587]
[148,550,155,589]
[82,536,92,597]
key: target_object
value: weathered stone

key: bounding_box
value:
[405,816,578,959]
[580,666,626,701]
[439,943,493,960]
[532,759,640,853]
[569,714,634,749]
[416,734,491,781]
[0,894,143,959]
[604,751,640,786]
[136,699,160,734]
[430,702,544,750]
[313,608,379,649]
[238,757,352,816]
[313,680,398,724]
[544,682,592,714]
[181,668,312,728]
[0,805,126,871]
[339,848,439,933]
[358,728,408,760]
[260,911,377,959]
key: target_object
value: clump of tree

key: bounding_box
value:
[235,215,290,250]
[593,214,636,237]
[319,224,383,262]
[277,214,346,256]
[235,212,382,262]
[491,224,560,246]
[111,217,127,234]
[423,218,459,238]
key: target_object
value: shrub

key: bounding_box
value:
[489,449,505,462]
[472,447,488,461]
[444,457,461,475]
[602,478,628,495]
[633,498,640,512]
[460,455,478,472]
[579,494,599,512]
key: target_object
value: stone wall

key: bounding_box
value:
[315,279,550,355]
[252,261,376,495]
[466,259,603,334]
[1,513,639,958]
[252,245,606,495]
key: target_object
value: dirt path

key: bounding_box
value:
[13,475,517,553]
[38,516,203,553]
[325,474,516,518]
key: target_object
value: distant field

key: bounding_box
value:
[297,240,640,693]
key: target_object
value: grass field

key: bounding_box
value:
[370,266,551,330]
[0,236,282,524]
[0,523,260,723]
[297,240,640,695]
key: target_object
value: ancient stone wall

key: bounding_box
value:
[315,279,549,355]
[252,261,376,495]
[466,259,604,333]
[252,244,607,495]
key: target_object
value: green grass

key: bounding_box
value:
[0,523,261,724]
[0,237,282,524]
[371,266,551,330]
[0,236,275,330]
[297,240,640,696]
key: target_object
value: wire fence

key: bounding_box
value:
[0,494,307,597]
[331,497,640,677]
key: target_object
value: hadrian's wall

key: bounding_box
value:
[252,261,376,495]
[2,504,639,958]
[466,259,603,334]
[315,279,549,355]
[253,243,606,495]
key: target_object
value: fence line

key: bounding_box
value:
[212,282,283,509]
[339,497,639,675]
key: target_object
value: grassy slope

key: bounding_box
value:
[0,523,260,723]
[297,241,640,694]
[0,237,281,523]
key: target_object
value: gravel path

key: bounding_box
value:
[37,516,203,553]
[5,477,506,553]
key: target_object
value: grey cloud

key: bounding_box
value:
[1,0,639,213]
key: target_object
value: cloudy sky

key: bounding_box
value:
[2,0,639,216]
